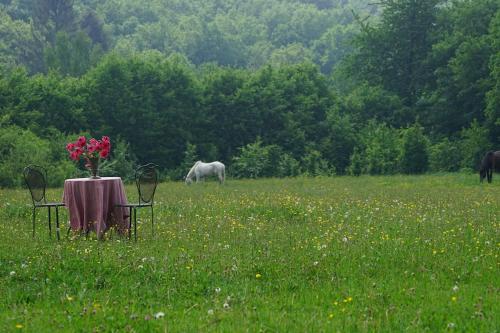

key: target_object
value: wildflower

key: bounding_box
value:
[452,285,459,292]
[342,237,348,243]
[66,295,74,301]
[10,271,16,276]
[447,322,456,329]
[215,287,221,293]
[451,296,457,302]
[154,312,165,319]
[313,261,319,266]
[223,302,230,309]
[328,313,334,319]
[255,273,262,279]
[207,309,214,315]
[15,324,23,329]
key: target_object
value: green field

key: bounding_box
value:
[1,175,498,332]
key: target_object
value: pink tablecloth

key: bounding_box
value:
[63,177,129,236]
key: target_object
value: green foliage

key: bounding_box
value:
[168,142,199,181]
[300,148,334,176]
[459,120,491,170]
[429,138,462,173]
[276,152,301,178]
[98,138,137,182]
[362,122,401,175]
[341,83,406,126]
[485,10,500,142]
[0,0,380,73]
[231,139,272,179]
[0,125,74,187]
[0,0,498,180]
[347,147,363,176]
[45,31,103,76]
[399,123,429,174]
[0,10,41,72]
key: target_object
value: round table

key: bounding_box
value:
[63,177,129,236]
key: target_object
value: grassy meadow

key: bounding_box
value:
[0,175,498,332]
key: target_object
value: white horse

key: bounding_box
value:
[185,161,225,184]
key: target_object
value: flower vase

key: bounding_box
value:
[86,157,101,179]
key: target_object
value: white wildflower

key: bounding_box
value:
[154,312,165,319]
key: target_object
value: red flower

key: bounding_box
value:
[87,138,99,153]
[69,151,79,161]
[66,143,75,152]
[100,136,110,150]
[99,149,109,158]
[77,136,86,148]
[67,136,111,161]
[75,147,83,157]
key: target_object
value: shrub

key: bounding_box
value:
[362,122,401,175]
[231,139,271,178]
[348,148,363,176]
[300,148,334,176]
[0,126,55,187]
[399,123,429,174]
[459,120,491,170]
[429,138,462,172]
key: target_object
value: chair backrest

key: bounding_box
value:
[135,163,158,204]
[23,165,47,204]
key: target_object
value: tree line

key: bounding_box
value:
[0,0,498,187]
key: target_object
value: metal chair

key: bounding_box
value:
[23,165,65,240]
[116,163,158,241]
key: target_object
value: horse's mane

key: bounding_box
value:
[186,161,202,178]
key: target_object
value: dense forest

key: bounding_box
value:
[0,0,499,186]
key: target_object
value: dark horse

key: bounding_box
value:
[479,151,500,183]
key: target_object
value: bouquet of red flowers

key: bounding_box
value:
[66,136,111,178]
[66,136,111,161]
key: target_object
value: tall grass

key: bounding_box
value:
[0,175,498,332]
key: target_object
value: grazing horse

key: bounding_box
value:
[479,151,500,183]
[185,161,225,184]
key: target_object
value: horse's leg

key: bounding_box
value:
[488,168,493,183]
[221,171,225,184]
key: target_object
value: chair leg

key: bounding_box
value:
[128,207,132,240]
[134,208,138,242]
[151,206,154,237]
[48,206,52,238]
[56,206,60,241]
[32,207,36,238]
